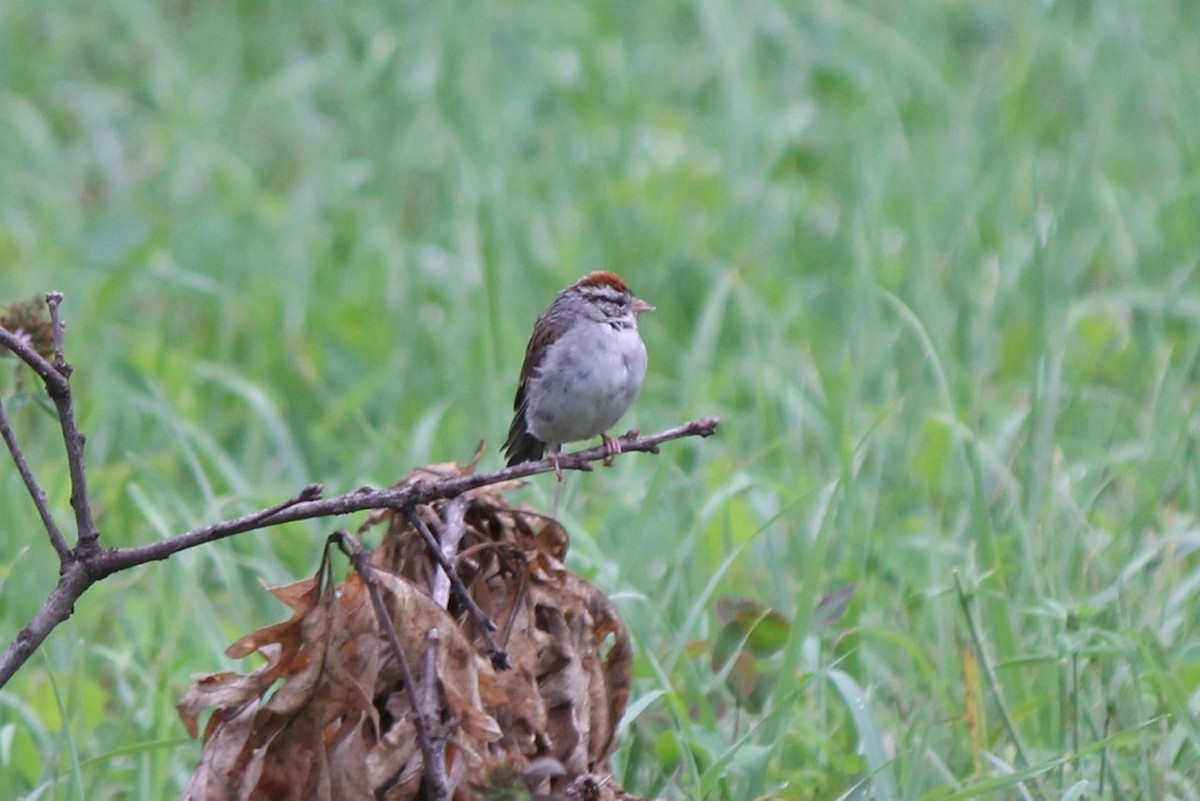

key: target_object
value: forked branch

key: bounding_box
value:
[0,292,720,689]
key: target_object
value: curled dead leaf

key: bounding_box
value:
[180,461,659,800]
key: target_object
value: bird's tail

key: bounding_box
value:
[502,416,546,466]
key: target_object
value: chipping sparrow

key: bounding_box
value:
[503,271,654,475]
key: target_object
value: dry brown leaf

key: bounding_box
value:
[181,463,660,800]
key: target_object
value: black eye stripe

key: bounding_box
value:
[581,286,628,305]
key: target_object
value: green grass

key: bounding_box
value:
[3,0,1200,797]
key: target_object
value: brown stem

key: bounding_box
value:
[96,417,719,574]
[44,291,69,374]
[333,530,449,801]
[0,393,70,561]
[40,293,99,554]
[405,508,509,670]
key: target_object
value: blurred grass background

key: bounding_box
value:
[3,0,1200,797]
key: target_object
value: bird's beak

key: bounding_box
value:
[632,297,655,315]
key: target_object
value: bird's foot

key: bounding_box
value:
[601,433,622,467]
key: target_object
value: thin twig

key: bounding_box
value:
[422,628,440,713]
[0,557,92,686]
[0,483,329,688]
[0,393,70,561]
[332,530,449,801]
[44,291,68,374]
[247,484,325,526]
[421,628,447,800]
[0,317,69,394]
[405,508,509,670]
[1,293,97,555]
[97,417,719,574]
[407,507,490,628]
[430,497,467,608]
[39,293,100,554]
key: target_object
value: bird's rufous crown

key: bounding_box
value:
[575,271,632,294]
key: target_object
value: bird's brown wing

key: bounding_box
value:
[501,306,570,465]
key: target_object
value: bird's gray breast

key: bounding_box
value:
[524,322,647,445]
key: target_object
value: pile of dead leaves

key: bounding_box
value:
[178,462,658,800]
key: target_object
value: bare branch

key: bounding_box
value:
[44,291,69,374]
[421,627,448,800]
[333,529,449,801]
[405,507,508,670]
[430,497,467,608]
[0,323,67,394]
[0,393,70,560]
[96,485,382,573]
[97,418,719,574]
[1,295,99,555]
[37,293,99,555]
[0,562,91,687]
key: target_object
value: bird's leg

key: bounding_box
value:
[549,443,564,517]
[601,433,622,467]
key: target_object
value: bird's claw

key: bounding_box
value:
[601,433,622,467]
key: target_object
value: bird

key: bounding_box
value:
[503,271,653,479]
